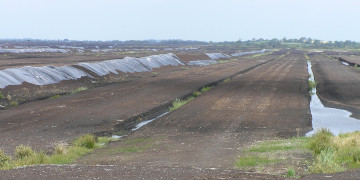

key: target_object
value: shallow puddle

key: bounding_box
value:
[131,112,169,131]
[307,61,360,136]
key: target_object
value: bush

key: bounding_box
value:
[15,145,34,159]
[169,97,194,112]
[201,86,212,93]
[286,168,296,177]
[0,91,3,99]
[73,134,95,149]
[192,91,201,97]
[10,101,19,106]
[54,143,67,155]
[309,129,334,155]
[0,149,11,167]
[310,148,345,173]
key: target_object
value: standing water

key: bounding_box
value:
[307,61,360,136]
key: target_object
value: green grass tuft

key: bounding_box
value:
[15,145,34,159]
[286,168,296,177]
[309,129,334,155]
[10,101,19,106]
[50,94,61,99]
[71,87,88,94]
[73,134,96,149]
[310,148,345,173]
[192,91,201,97]
[201,86,213,93]
[169,97,194,112]
[223,78,231,83]
[235,156,279,168]
[0,149,11,168]
[45,146,91,164]
[0,91,3,99]
[308,80,316,92]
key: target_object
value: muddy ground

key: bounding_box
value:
[310,54,360,119]
[0,53,277,154]
[2,50,360,179]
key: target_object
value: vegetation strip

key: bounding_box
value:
[235,129,360,177]
[0,134,117,170]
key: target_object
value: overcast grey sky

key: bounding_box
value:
[1,0,359,42]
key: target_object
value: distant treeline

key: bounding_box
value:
[216,37,360,49]
[1,38,359,49]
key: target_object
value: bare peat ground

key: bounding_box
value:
[0,50,314,179]
[4,51,360,179]
[0,54,278,155]
[310,54,360,119]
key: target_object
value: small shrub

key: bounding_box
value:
[310,148,345,173]
[15,145,34,159]
[223,78,231,83]
[10,101,19,106]
[286,168,296,177]
[0,149,11,167]
[0,91,3,99]
[192,91,201,97]
[54,143,67,155]
[169,97,194,112]
[50,94,61,99]
[309,129,334,155]
[73,134,95,149]
[308,80,316,91]
[201,86,212,93]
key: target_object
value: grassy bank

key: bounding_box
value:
[235,129,360,177]
[0,134,116,170]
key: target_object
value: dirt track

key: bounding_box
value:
[310,54,360,119]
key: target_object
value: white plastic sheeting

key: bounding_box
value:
[231,49,270,57]
[205,53,230,60]
[0,48,70,53]
[0,53,185,89]
[78,53,184,76]
[0,65,90,88]
[187,60,218,66]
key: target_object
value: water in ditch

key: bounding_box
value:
[111,112,169,139]
[306,61,360,136]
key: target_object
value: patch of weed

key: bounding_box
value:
[10,101,18,106]
[235,156,279,168]
[308,80,316,92]
[192,91,201,97]
[50,94,61,99]
[73,134,96,149]
[71,87,88,94]
[223,78,231,83]
[309,129,334,155]
[0,149,11,168]
[286,168,296,177]
[0,91,3,99]
[15,145,34,159]
[46,146,91,164]
[169,97,194,112]
[200,86,212,93]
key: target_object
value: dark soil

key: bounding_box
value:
[0,54,276,155]
[2,50,360,179]
[310,54,360,119]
